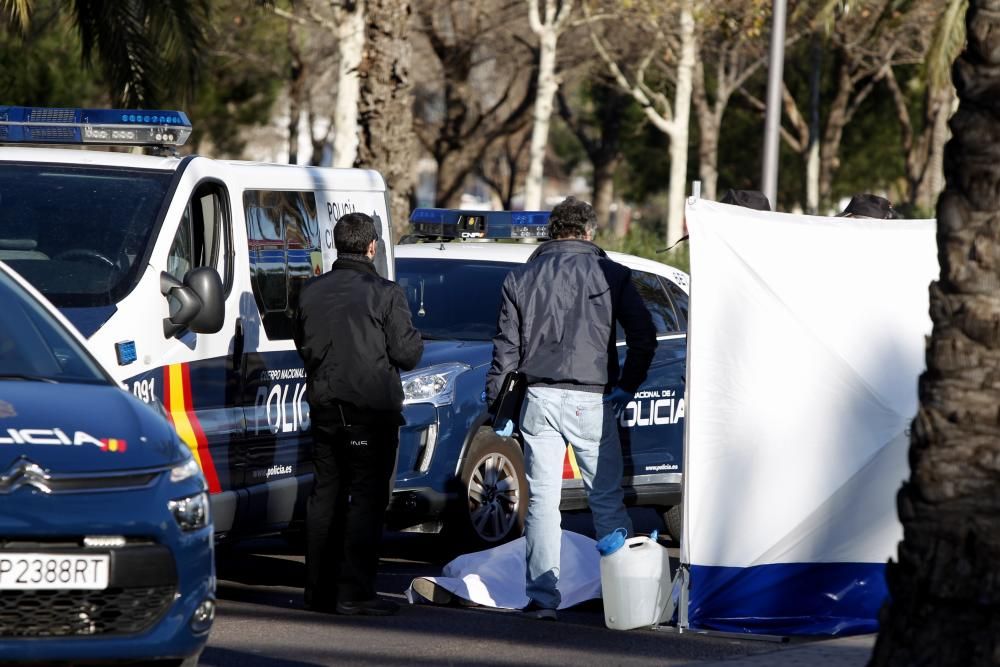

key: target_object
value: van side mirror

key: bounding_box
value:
[160,267,225,338]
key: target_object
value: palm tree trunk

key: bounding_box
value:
[356,0,416,239]
[869,2,1000,665]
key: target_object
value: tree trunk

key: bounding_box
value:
[869,3,1000,665]
[287,28,306,165]
[666,2,695,246]
[524,27,559,210]
[592,156,620,235]
[806,39,822,214]
[333,0,365,168]
[914,89,955,212]
[693,58,719,202]
[435,154,468,208]
[818,61,853,205]
[356,0,416,238]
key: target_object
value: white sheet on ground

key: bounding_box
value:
[407,530,601,610]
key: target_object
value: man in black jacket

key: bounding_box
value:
[294,212,423,616]
[486,197,657,620]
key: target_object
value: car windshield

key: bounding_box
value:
[396,258,515,341]
[0,270,109,384]
[0,163,174,307]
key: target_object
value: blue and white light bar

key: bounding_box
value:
[0,106,192,147]
[410,208,550,240]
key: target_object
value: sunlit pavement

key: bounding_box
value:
[202,511,874,667]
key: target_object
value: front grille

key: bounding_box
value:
[0,585,175,637]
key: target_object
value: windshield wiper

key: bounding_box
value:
[0,374,59,384]
[420,333,452,341]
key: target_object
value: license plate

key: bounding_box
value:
[0,553,110,590]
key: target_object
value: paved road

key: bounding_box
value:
[202,510,874,667]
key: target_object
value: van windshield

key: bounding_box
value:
[0,163,174,307]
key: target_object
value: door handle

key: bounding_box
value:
[233,317,244,373]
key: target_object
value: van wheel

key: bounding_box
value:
[449,430,527,550]
[660,504,683,543]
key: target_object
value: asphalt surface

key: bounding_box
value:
[202,510,863,667]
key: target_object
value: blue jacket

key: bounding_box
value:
[485,240,656,402]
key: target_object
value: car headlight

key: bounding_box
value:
[168,491,210,531]
[401,362,471,407]
[170,457,201,483]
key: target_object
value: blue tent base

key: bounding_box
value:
[682,562,888,637]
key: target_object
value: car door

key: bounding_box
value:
[126,172,245,532]
[237,189,319,533]
[616,270,687,484]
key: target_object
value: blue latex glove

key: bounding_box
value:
[494,419,514,437]
[603,387,634,415]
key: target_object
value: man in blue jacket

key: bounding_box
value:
[486,197,657,620]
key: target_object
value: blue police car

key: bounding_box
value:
[0,262,213,665]
[387,210,689,548]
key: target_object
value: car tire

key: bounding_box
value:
[660,504,683,543]
[449,429,528,550]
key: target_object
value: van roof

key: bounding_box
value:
[0,147,388,190]
[0,146,182,170]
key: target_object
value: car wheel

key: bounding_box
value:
[451,430,528,550]
[660,504,683,543]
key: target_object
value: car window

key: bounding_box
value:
[395,258,515,341]
[0,164,172,307]
[168,184,229,288]
[0,272,107,384]
[244,190,321,340]
[660,276,688,330]
[627,270,680,336]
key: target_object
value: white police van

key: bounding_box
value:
[0,106,393,539]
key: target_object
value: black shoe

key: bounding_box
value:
[520,601,557,621]
[336,597,400,616]
[304,590,339,614]
[305,599,339,614]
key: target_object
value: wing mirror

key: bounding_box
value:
[160,267,225,338]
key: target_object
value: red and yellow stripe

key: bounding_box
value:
[562,446,583,480]
[162,363,222,493]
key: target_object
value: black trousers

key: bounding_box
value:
[305,417,398,604]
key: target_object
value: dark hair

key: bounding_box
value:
[720,189,771,211]
[549,196,596,239]
[837,194,898,219]
[334,212,378,253]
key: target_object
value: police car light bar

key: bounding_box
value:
[0,106,192,147]
[409,208,550,240]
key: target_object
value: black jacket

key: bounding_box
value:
[486,240,656,402]
[294,258,423,423]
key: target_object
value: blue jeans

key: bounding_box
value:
[519,386,633,609]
